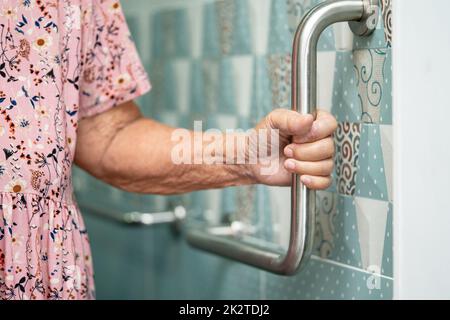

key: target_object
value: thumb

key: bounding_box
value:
[266,109,314,138]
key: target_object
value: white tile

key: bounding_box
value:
[317,51,337,113]
[355,197,389,272]
[248,0,271,55]
[231,56,254,118]
[216,114,238,131]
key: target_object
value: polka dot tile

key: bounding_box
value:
[264,259,392,300]
[327,195,363,268]
[331,52,361,123]
[381,202,393,277]
[356,124,389,201]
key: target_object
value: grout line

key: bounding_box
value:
[310,255,394,281]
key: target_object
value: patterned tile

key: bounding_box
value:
[380,0,392,47]
[354,48,391,124]
[315,194,363,268]
[334,122,361,196]
[314,191,338,258]
[267,53,292,109]
[217,0,234,55]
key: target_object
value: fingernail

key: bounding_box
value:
[284,147,294,158]
[301,176,312,184]
[285,160,296,170]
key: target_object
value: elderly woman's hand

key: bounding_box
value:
[248,109,337,190]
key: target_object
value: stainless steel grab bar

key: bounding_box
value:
[186,0,378,275]
[79,202,186,229]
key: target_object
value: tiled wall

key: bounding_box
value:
[73,0,393,299]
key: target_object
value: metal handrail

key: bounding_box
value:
[186,0,378,275]
[79,202,186,228]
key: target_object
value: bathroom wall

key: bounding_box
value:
[73,0,393,299]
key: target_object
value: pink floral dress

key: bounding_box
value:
[0,0,150,300]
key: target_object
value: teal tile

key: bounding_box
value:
[329,195,363,268]
[202,3,221,57]
[190,60,206,116]
[254,185,273,242]
[163,62,177,111]
[252,56,272,125]
[151,12,164,59]
[218,58,236,114]
[264,258,392,300]
[381,202,393,277]
[230,0,252,55]
[318,26,335,52]
[331,52,361,123]
[221,187,238,218]
[268,0,292,54]
[380,48,392,124]
[125,15,142,54]
[355,124,389,201]
[174,9,191,57]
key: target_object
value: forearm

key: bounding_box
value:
[75,102,255,195]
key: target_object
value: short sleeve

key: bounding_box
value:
[79,0,151,118]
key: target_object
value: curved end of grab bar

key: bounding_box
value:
[186,0,379,276]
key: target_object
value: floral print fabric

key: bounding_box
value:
[0,0,150,300]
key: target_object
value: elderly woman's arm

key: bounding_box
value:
[74,101,337,195]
